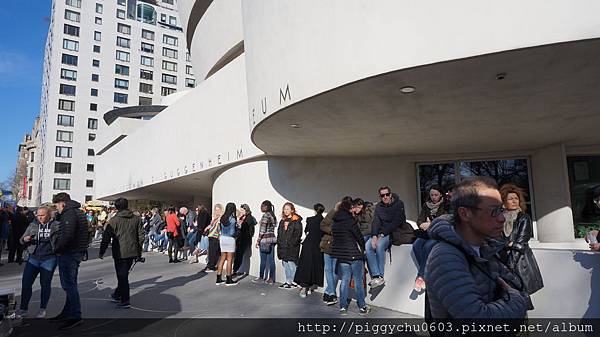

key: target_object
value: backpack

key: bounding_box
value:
[391,221,416,246]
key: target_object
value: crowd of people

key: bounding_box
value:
[10,177,599,330]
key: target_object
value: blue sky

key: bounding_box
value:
[0,1,52,186]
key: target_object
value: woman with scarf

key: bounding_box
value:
[412,185,449,292]
[499,183,544,309]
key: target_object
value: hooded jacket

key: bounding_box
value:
[100,209,144,259]
[20,218,60,257]
[54,200,89,254]
[371,193,406,236]
[277,214,303,262]
[356,202,374,237]
[425,215,527,319]
[331,209,365,262]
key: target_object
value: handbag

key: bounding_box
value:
[166,231,174,240]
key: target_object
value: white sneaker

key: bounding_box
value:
[36,309,47,318]
[10,309,27,318]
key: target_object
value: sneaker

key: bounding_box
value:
[10,309,27,318]
[265,278,274,285]
[278,283,289,289]
[109,294,120,303]
[116,302,131,309]
[204,268,215,273]
[36,309,47,318]
[283,283,294,290]
[339,308,348,316]
[251,277,264,284]
[414,276,426,292]
[370,276,385,289]
[322,293,330,304]
[326,296,338,306]
[359,305,372,315]
[216,276,225,285]
[291,282,300,288]
[58,318,83,330]
[299,288,307,298]
[225,277,239,286]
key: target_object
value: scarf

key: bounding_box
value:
[503,209,520,237]
[425,198,444,218]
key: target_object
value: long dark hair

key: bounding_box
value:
[261,200,277,224]
[220,202,237,226]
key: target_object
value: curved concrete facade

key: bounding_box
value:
[95,0,600,317]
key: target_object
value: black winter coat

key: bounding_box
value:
[277,214,303,262]
[194,210,211,246]
[55,200,89,254]
[294,214,324,286]
[331,210,365,262]
[372,193,406,236]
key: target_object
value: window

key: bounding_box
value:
[142,29,154,40]
[162,60,177,72]
[185,78,195,88]
[57,114,74,126]
[139,96,152,105]
[60,69,77,81]
[114,93,128,103]
[59,84,76,96]
[85,195,93,202]
[62,39,79,51]
[141,42,154,53]
[91,88,98,96]
[115,79,129,89]
[89,133,96,141]
[94,31,101,41]
[65,0,81,8]
[92,59,100,67]
[88,118,98,129]
[56,146,73,158]
[169,16,177,26]
[56,130,74,142]
[95,17,102,25]
[117,0,126,5]
[162,74,177,85]
[161,87,176,96]
[95,3,103,14]
[88,149,95,156]
[61,53,78,66]
[28,187,32,200]
[117,9,126,19]
[186,65,193,75]
[140,69,153,80]
[55,162,72,174]
[64,9,80,22]
[116,50,130,62]
[63,24,80,37]
[115,64,130,75]
[86,180,94,188]
[163,35,177,46]
[93,45,101,53]
[160,14,166,22]
[90,103,97,111]
[28,167,33,181]
[117,23,131,35]
[139,83,153,94]
[117,36,130,48]
[568,156,600,237]
[53,178,71,190]
[91,74,99,82]
[30,152,34,162]
[136,3,157,25]
[87,164,94,172]
[58,99,75,111]
[162,0,174,4]
[140,56,154,67]
[162,47,177,59]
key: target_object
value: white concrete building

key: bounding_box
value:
[36,0,195,206]
[97,0,600,317]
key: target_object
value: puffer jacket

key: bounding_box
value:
[331,209,365,262]
[371,193,406,236]
[277,214,303,262]
[319,203,341,254]
[99,209,144,259]
[425,214,527,319]
[356,202,374,237]
[54,200,89,254]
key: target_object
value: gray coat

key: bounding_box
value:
[20,219,60,256]
[425,215,527,319]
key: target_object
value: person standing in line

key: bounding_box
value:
[49,192,88,330]
[166,206,182,263]
[319,201,343,305]
[14,206,59,318]
[8,206,28,264]
[99,198,144,309]
[331,198,371,316]
[203,204,223,272]
[216,203,238,286]
[233,204,257,275]
[277,202,303,289]
[253,200,277,284]
[294,203,325,298]
[191,205,211,262]
[0,207,10,266]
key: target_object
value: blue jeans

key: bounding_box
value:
[282,261,297,284]
[20,256,57,310]
[259,248,276,281]
[323,253,338,296]
[365,235,390,278]
[412,238,437,277]
[57,252,83,319]
[338,260,366,309]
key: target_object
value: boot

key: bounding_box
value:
[216,274,224,285]
[225,275,238,286]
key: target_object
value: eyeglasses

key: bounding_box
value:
[466,205,506,217]
[380,193,391,198]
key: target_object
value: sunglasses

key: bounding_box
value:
[466,205,506,217]
[380,193,391,198]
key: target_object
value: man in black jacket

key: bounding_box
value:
[366,186,406,288]
[49,192,88,330]
[8,207,28,264]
